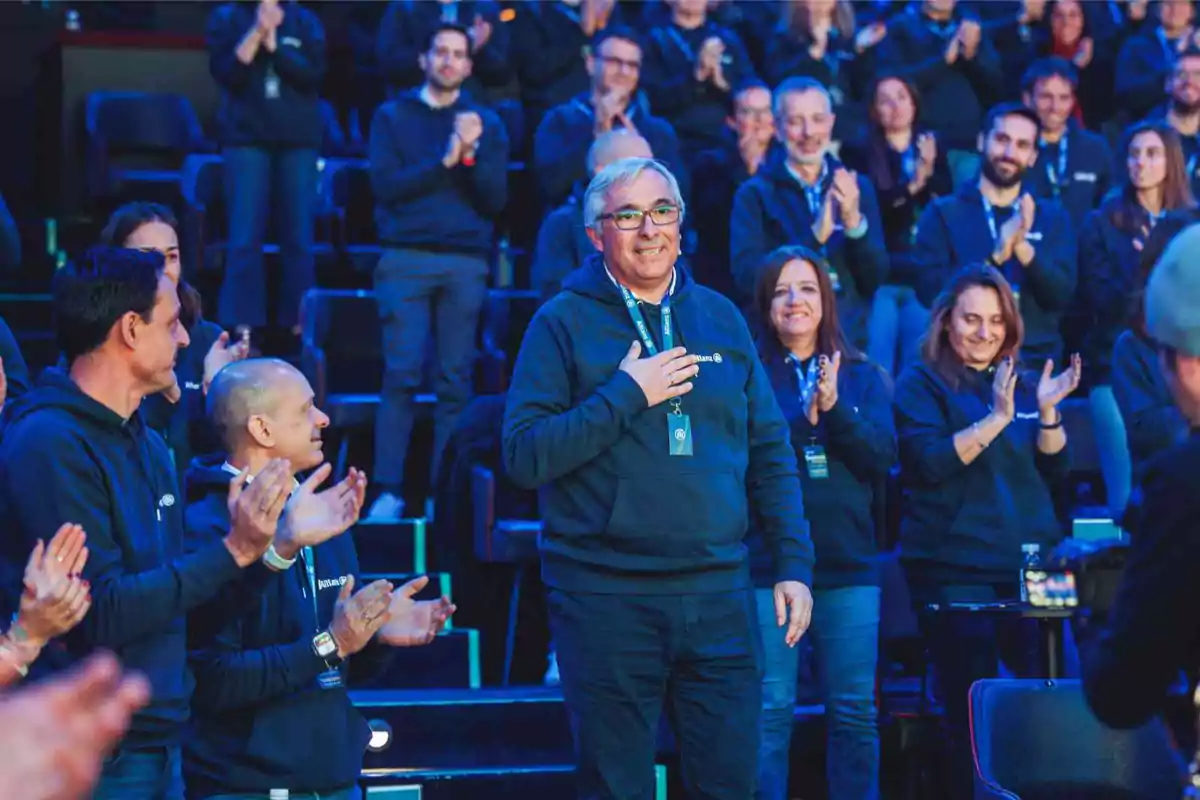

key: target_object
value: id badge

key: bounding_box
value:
[317,668,344,690]
[668,413,693,457]
[264,70,281,100]
[803,445,829,479]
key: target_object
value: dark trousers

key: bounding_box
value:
[372,248,488,491]
[92,744,184,800]
[547,588,762,800]
[219,145,318,329]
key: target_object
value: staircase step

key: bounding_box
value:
[360,765,669,799]
[353,518,426,575]
[353,687,569,769]
[364,629,479,692]
[361,572,453,630]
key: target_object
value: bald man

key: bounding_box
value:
[183,359,454,800]
[531,130,654,301]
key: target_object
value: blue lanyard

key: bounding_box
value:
[299,546,320,632]
[1041,135,1069,190]
[791,356,819,408]
[1157,27,1179,63]
[556,2,581,25]
[901,143,918,182]
[798,161,829,217]
[618,283,673,355]
[667,26,698,62]
[981,195,1000,244]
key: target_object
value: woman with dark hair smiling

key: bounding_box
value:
[893,263,1081,794]
[749,245,894,800]
[100,202,249,485]
[1079,121,1194,518]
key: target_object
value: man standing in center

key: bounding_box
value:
[503,157,815,799]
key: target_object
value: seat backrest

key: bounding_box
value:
[971,679,1184,798]
[480,289,541,367]
[180,154,224,210]
[86,91,201,152]
[301,289,383,395]
[330,160,376,244]
[319,98,348,157]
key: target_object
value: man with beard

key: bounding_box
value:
[1116,0,1196,123]
[1147,47,1200,198]
[911,103,1076,370]
[366,23,508,521]
[730,77,888,348]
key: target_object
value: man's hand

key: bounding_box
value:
[1074,37,1094,69]
[469,14,493,53]
[957,19,982,60]
[831,168,862,230]
[17,524,91,646]
[593,89,628,135]
[276,465,367,560]
[203,331,251,394]
[773,581,813,647]
[1013,194,1037,266]
[944,30,961,64]
[992,199,1029,264]
[738,131,770,176]
[854,21,887,53]
[454,111,483,150]
[224,459,293,567]
[1129,0,1148,21]
[812,189,836,245]
[257,0,283,51]
[377,576,457,647]
[329,576,394,657]
[619,342,699,407]
[443,130,465,169]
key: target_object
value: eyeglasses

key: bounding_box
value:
[600,55,641,72]
[599,205,680,231]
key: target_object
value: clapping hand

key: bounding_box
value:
[203,331,251,394]
[854,21,887,53]
[377,576,457,647]
[329,576,394,657]
[225,459,294,567]
[17,524,91,645]
[816,352,841,413]
[812,189,836,245]
[957,19,982,59]
[469,14,493,53]
[1074,37,1094,69]
[991,356,1018,422]
[1037,353,1082,413]
[831,168,862,230]
[276,465,368,560]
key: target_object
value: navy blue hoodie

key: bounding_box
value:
[183,457,390,796]
[1077,197,1145,384]
[369,90,509,255]
[730,152,889,348]
[1022,121,1114,233]
[910,184,1077,369]
[894,362,1070,585]
[1111,330,1189,478]
[502,255,815,593]
[0,369,245,746]
[749,349,896,589]
[206,2,327,149]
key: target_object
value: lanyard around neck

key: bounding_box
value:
[1041,134,1069,189]
[619,284,673,355]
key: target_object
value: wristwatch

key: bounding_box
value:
[262,544,297,571]
[312,630,341,662]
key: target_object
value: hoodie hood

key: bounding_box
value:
[185,453,235,503]
[562,252,696,307]
[6,367,152,438]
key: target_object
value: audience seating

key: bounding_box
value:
[969,679,1185,799]
[325,159,382,274]
[478,289,541,393]
[179,154,227,278]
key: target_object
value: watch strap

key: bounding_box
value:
[262,544,297,571]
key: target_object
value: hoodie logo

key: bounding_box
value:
[318,575,349,591]
[694,353,723,364]
[183,381,202,391]
[159,494,175,508]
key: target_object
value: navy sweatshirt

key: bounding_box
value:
[748,348,895,589]
[0,314,30,406]
[183,458,390,796]
[1082,429,1200,730]
[1115,28,1180,123]
[894,362,1069,585]
[730,152,889,348]
[877,7,1004,151]
[141,319,225,491]
[641,19,755,158]
[533,92,688,208]
[532,190,592,302]
[690,137,758,302]
[369,90,508,255]
[1077,198,1145,384]
[911,184,1077,369]
[376,0,511,97]
[1022,122,1114,233]
[206,2,327,150]
[0,369,246,746]
[1111,330,1189,479]
[502,255,815,593]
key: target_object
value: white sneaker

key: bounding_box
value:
[367,492,405,521]
[544,650,560,686]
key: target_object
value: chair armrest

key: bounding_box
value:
[471,465,497,562]
[300,343,329,410]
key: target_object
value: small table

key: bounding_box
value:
[925,602,1075,679]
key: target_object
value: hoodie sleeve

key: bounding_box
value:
[910,200,955,307]
[0,315,30,404]
[502,306,650,490]
[1,419,243,651]
[741,322,815,587]
[1078,210,1129,329]
[821,362,896,484]
[270,7,327,93]
[368,103,454,206]
[207,4,258,92]
[1020,203,1076,312]
[466,108,510,218]
[1112,332,1189,468]
[894,366,973,486]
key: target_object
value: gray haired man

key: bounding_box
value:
[503,157,815,799]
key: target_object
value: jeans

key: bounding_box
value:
[1090,385,1132,518]
[754,586,881,800]
[92,744,184,800]
[220,146,318,329]
[866,285,928,377]
[204,788,362,800]
[373,248,488,491]
[547,589,762,800]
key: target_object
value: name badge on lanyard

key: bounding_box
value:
[264,64,281,100]
[618,281,693,456]
[301,548,344,690]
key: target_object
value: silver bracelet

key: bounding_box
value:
[261,544,297,571]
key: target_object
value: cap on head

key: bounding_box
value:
[1146,223,1200,357]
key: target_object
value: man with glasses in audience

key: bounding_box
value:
[1147,46,1200,197]
[503,156,814,799]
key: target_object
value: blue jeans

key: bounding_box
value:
[754,586,880,800]
[373,248,488,491]
[547,589,762,800]
[866,285,928,377]
[220,145,318,329]
[1090,385,1132,518]
[92,744,184,800]
[204,788,362,800]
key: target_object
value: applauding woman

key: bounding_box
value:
[749,245,895,800]
[894,263,1081,795]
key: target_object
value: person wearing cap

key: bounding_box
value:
[1083,222,1200,730]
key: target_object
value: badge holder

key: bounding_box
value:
[803,438,829,479]
[667,398,693,457]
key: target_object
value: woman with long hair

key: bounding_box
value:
[894,263,1081,796]
[1079,121,1194,517]
[750,246,894,800]
[843,73,952,377]
[100,202,249,485]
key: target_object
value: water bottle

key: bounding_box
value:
[1019,543,1041,602]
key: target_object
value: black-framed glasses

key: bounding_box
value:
[599,205,680,231]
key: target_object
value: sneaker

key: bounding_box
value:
[544,650,560,686]
[367,492,405,521]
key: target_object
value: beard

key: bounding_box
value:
[1172,93,1200,116]
[427,72,465,93]
[981,155,1026,189]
